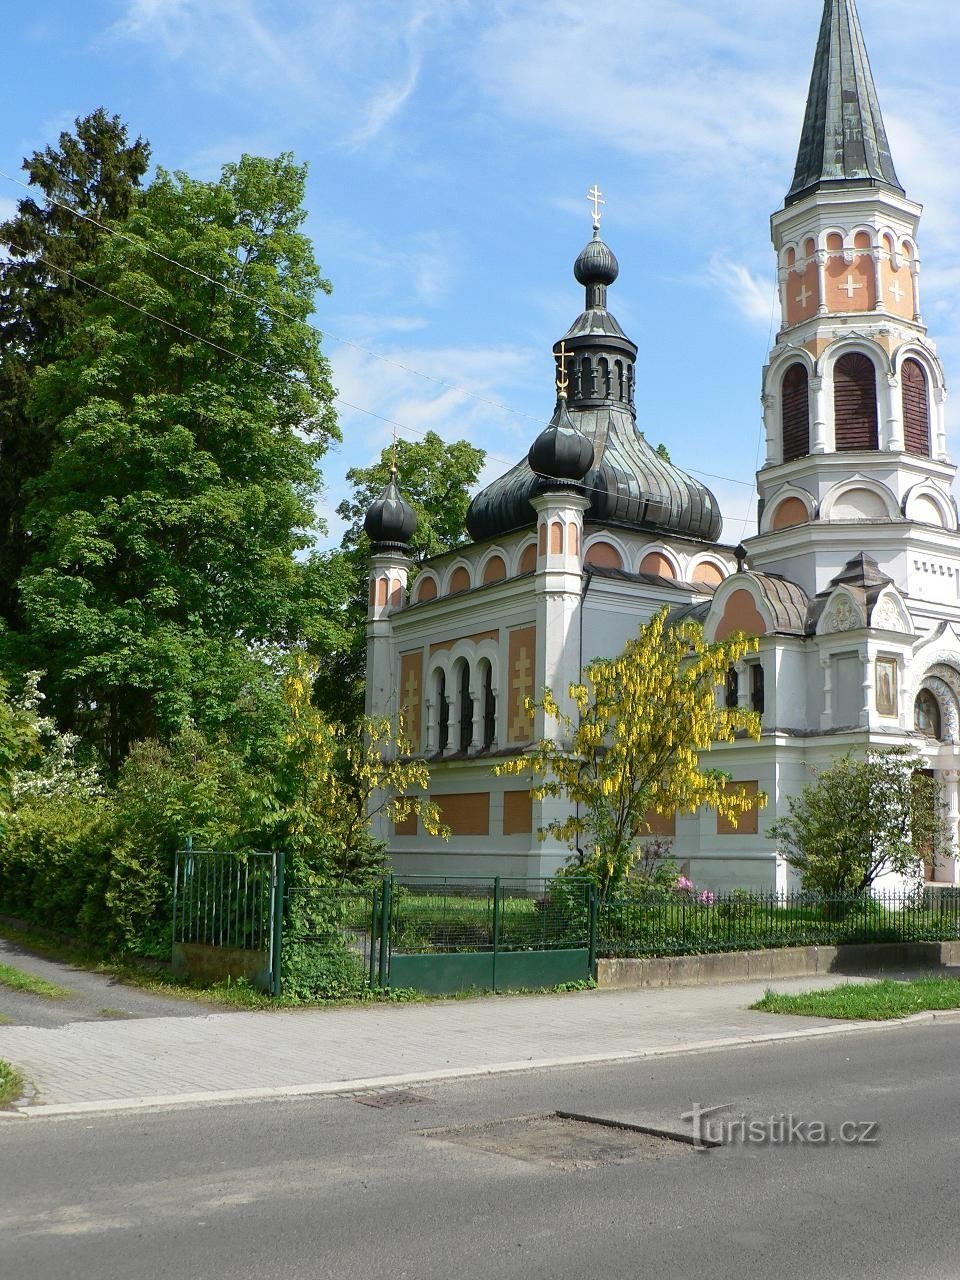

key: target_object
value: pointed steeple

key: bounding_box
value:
[787,0,904,207]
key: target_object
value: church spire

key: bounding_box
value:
[786,0,904,207]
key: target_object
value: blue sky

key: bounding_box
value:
[5,1,960,550]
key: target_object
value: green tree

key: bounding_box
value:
[0,110,151,638]
[17,153,338,768]
[0,678,38,815]
[767,747,944,895]
[497,608,763,898]
[313,432,485,722]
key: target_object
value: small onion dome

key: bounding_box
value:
[574,228,619,288]
[528,395,595,486]
[363,471,417,550]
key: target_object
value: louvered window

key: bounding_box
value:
[781,364,809,462]
[834,353,878,450]
[902,359,930,457]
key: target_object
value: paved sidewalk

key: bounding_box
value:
[0,973,924,1117]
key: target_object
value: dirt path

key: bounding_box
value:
[0,935,216,1028]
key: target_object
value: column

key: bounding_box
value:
[810,376,828,453]
[936,769,960,885]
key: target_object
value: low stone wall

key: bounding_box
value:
[597,941,960,990]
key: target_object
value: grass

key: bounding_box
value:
[753,976,960,1021]
[0,961,73,999]
[0,1059,24,1107]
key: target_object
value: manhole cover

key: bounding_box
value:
[421,1112,708,1169]
[351,1089,433,1109]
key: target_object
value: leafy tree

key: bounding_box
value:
[767,747,944,895]
[0,678,39,815]
[314,432,485,721]
[0,109,150,637]
[16,153,338,768]
[497,608,764,898]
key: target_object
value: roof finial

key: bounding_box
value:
[555,340,570,400]
[588,184,605,233]
[390,426,398,478]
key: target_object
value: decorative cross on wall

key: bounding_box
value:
[840,274,863,300]
[795,282,813,308]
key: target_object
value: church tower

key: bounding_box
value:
[753,0,956,599]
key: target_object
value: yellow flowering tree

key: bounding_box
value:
[280,656,448,883]
[497,608,764,897]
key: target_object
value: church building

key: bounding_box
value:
[363,0,960,892]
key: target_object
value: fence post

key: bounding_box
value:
[492,876,501,992]
[588,883,598,979]
[377,875,392,989]
[368,884,380,990]
[270,852,286,999]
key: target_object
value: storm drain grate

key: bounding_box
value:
[350,1088,434,1109]
[420,1111,714,1169]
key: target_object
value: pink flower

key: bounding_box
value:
[674,876,694,892]
[697,890,716,906]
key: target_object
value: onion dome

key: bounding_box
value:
[363,469,417,551]
[528,395,595,488]
[466,215,722,547]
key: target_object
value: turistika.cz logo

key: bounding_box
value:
[680,1103,880,1151]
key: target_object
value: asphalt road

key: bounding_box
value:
[2,1022,959,1280]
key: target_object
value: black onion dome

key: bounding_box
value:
[528,396,595,486]
[574,228,619,287]
[363,472,417,550]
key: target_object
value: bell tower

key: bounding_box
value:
[751,0,956,597]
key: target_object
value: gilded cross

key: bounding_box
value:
[588,184,605,229]
[509,646,533,741]
[556,340,570,398]
[840,274,863,300]
[795,282,812,309]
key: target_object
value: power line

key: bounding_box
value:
[0,166,759,492]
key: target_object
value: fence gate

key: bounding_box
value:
[172,849,284,994]
[377,876,597,996]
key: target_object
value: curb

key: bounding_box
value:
[3,1010,958,1120]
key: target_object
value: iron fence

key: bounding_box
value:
[598,888,960,958]
[172,849,279,952]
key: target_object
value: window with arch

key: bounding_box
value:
[437,672,449,753]
[781,363,810,462]
[902,359,931,457]
[480,661,496,749]
[915,690,941,740]
[834,353,878,450]
[457,662,472,752]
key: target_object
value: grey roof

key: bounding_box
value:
[806,552,894,630]
[466,403,722,544]
[752,574,810,635]
[786,0,903,206]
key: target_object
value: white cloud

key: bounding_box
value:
[706,257,780,330]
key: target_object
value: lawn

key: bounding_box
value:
[0,961,73,999]
[753,977,960,1021]
[0,1058,23,1106]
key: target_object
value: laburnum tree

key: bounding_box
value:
[766,747,944,895]
[17,153,339,769]
[497,608,764,898]
[0,109,151,635]
[313,431,485,722]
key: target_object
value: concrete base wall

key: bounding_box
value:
[171,942,272,992]
[598,941,960,990]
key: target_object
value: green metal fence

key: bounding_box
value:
[382,876,597,995]
[598,888,960,958]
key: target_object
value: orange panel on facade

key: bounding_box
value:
[503,790,533,835]
[507,625,536,744]
[399,651,423,752]
[825,253,874,312]
[519,543,538,574]
[567,524,579,556]
[449,567,471,594]
[429,629,499,656]
[550,521,563,554]
[785,263,818,326]
[693,562,724,587]
[643,808,676,837]
[640,552,675,579]
[483,555,506,584]
[435,792,490,837]
[394,804,418,837]
[717,781,760,836]
[415,576,437,602]
[881,260,914,320]
[771,497,808,530]
[715,589,767,642]
[584,541,623,570]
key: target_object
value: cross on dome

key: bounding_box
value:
[588,184,604,230]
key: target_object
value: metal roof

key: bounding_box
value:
[786,0,903,206]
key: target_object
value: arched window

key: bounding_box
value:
[781,364,809,462]
[597,357,610,398]
[725,667,739,709]
[437,672,449,753]
[579,356,593,398]
[834,353,878,450]
[902,359,931,457]
[915,690,941,740]
[481,662,496,749]
[458,663,472,752]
